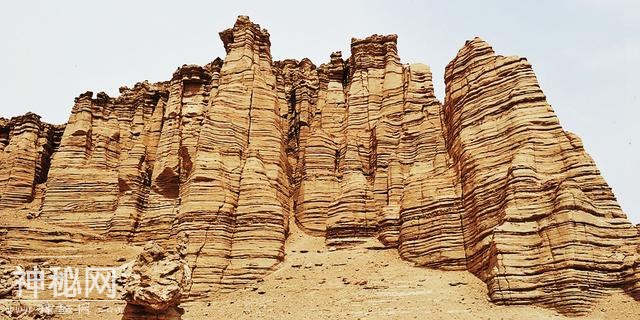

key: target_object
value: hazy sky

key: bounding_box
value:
[1,1,638,223]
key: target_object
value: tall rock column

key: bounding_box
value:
[394,64,466,269]
[326,35,404,246]
[106,82,168,240]
[292,53,344,235]
[0,114,63,209]
[443,38,639,314]
[175,16,290,297]
[40,92,122,231]
[134,65,212,243]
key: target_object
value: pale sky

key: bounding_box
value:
[1,1,638,223]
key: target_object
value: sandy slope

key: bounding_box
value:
[179,225,638,320]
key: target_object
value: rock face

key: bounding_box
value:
[0,113,64,209]
[0,16,638,316]
[443,38,638,314]
[120,241,191,312]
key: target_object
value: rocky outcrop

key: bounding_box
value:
[120,241,191,312]
[289,35,467,254]
[0,113,63,209]
[175,17,290,297]
[443,38,639,314]
[39,84,169,234]
[625,225,640,300]
[0,15,638,316]
[0,258,15,298]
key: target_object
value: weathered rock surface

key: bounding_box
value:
[120,241,191,312]
[0,113,64,209]
[443,38,638,314]
[0,16,638,316]
[0,259,16,298]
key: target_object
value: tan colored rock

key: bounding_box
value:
[0,259,15,298]
[625,225,640,300]
[0,15,638,317]
[443,37,639,314]
[174,16,290,298]
[291,52,344,235]
[0,113,63,209]
[40,84,169,234]
[394,64,466,269]
[219,152,286,290]
[121,241,191,312]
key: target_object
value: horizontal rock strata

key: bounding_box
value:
[0,113,64,209]
[443,38,639,314]
[0,16,638,316]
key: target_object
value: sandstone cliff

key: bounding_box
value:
[0,16,638,316]
[0,113,64,209]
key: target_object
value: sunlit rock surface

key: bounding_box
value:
[0,16,638,317]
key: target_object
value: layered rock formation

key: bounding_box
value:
[120,241,191,312]
[443,38,638,314]
[0,113,64,209]
[0,16,638,316]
